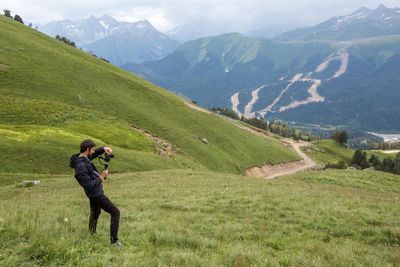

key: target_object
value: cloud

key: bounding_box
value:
[1,0,399,32]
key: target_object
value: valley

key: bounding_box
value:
[124,5,400,132]
[1,6,400,266]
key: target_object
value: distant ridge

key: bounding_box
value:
[39,15,179,65]
[275,5,400,41]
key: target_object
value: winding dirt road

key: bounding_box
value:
[245,138,319,179]
[183,102,320,179]
[221,117,320,179]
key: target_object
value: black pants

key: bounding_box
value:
[89,194,120,242]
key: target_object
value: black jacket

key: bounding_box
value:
[70,147,105,198]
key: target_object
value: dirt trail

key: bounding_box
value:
[227,119,319,179]
[183,101,320,179]
[246,138,319,179]
[183,101,211,114]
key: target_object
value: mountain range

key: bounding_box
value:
[123,5,400,132]
[39,15,179,65]
[276,4,400,41]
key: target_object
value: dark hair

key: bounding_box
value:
[80,139,96,153]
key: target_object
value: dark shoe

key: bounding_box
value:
[111,240,123,247]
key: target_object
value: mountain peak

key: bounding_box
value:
[377,4,388,10]
[87,15,97,21]
[100,14,116,22]
[133,19,155,30]
[100,14,112,19]
[275,5,400,41]
[353,7,370,14]
[136,19,152,26]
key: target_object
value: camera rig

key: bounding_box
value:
[98,153,114,173]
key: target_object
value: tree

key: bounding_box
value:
[352,150,369,169]
[330,130,348,145]
[3,9,11,18]
[393,158,400,174]
[352,150,362,166]
[339,130,348,145]
[369,142,379,150]
[369,154,382,170]
[360,151,370,169]
[55,35,76,48]
[382,158,394,172]
[13,14,23,24]
[330,131,339,143]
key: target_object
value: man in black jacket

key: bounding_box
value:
[70,139,122,246]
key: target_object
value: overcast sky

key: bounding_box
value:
[1,0,399,33]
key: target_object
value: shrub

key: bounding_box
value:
[325,160,347,169]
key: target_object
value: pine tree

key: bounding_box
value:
[360,151,370,169]
[13,14,24,24]
[339,130,348,145]
[3,9,11,18]
[352,150,363,166]
[369,154,381,169]
[382,158,394,172]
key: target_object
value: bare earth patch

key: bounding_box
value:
[183,101,211,114]
[131,126,176,156]
[0,62,9,69]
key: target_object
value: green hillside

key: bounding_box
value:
[1,169,399,266]
[0,15,300,175]
[302,140,354,166]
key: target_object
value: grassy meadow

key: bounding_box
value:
[0,169,399,266]
[302,140,354,166]
[303,140,398,169]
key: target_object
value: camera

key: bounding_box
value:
[102,153,114,162]
[99,153,115,173]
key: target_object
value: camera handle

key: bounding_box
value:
[98,154,114,180]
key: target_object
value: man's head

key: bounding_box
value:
[80,139,96,157]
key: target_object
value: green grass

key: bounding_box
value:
[0,15,299,174]
[0,169,399,266]
[0,123,204,176]
[302,140,354,166]
[302,140,397,169]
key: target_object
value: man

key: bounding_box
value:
[69,139,122,246]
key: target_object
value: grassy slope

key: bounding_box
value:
[302,140,354,166]
[0,169,398,266]
[0,16,300,174]
[303,140,397,168]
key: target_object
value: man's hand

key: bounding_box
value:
[104,146,113,155]
[100,169,109,181]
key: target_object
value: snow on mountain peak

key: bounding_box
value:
[100,20,109,30]
[330,5,400,31]
[136,20,152,29]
